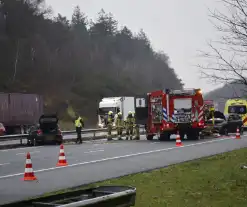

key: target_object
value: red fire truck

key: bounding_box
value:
[134,88,205,140]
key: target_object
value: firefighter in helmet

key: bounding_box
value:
[116,112,124,140]
[125,111,134,140]
[132,111,140,140]
[107,111,114,140]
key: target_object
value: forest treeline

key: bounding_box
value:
[0,0,183,125]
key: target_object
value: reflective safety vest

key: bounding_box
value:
[210,107,215,112]
[126,115,134,126]
[108,115,113,124]
[75,117,82,127]
[116,116,124,127]
[131,116,135,124]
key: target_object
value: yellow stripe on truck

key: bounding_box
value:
[242,114,247,126]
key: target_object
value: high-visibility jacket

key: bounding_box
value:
[126,115,134,127]
[75,117,82,127]
[107,115,113,124]
[210,107,215,112]
[116,116,124,127]
[131,116,136,125]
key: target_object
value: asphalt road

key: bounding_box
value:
[0,134,247,205]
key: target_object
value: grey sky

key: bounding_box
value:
[46,0,223,93]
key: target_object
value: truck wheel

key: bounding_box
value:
[159,133,170,141]
[146,135,154,140]
[27,140,32,146]
[188,131,199,140]
[179,132,185,140]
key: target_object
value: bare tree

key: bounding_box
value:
[198,0,247,86]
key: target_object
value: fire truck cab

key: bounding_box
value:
[134,88,205,141]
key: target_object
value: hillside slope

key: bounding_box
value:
[0,0,183,126]
[204,84,247,112]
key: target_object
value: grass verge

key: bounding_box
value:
[43,147,247,207]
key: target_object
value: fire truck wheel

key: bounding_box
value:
[146,135,154,140]
[179,132,185,140]
[159,133,170,141]
[187,131,199,140]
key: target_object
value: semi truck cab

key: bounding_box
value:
[97,97,135,128]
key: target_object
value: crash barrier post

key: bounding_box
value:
[1,186,137,207]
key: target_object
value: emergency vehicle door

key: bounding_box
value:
[134,96,148,125]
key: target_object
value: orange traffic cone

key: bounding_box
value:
[236,127,241,139]
[56,144,68,166]
[176,131,183,147]
[22,152,37,181]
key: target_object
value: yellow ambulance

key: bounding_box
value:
[224,99,247,127]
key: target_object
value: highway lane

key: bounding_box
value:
[0,134,184,176]
[0,134,246,204]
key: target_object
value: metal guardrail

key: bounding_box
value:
[0,126,145,145]
[0,129,103,140]
[1,186,137,207]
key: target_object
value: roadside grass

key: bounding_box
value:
[42,147,247,207]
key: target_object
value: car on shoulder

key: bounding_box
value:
[0,123,5,136]
[206,113,243,135]
[27,114,63,146]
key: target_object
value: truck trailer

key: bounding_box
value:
[0,93,43,134]
[134,88,205,140]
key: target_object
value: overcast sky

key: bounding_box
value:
[46,0,224,93]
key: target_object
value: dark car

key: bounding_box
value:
[206,113,243,135]
[0,123,5,136]
[27,114,63,146]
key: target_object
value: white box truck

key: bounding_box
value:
[97,97,135,128]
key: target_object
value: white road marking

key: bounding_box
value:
[150,134,245,144]
[0,146,43,152]
[16,151,40,156]
[0,163,10,166]
[0,137,235,179]
[84,149,104,153]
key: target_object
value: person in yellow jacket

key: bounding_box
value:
[125,111,134,140]
[116,112,124,140]
[210,106,215,125]
[107,111,114,141]
[75,116,84,144]
[132,111,140,140]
